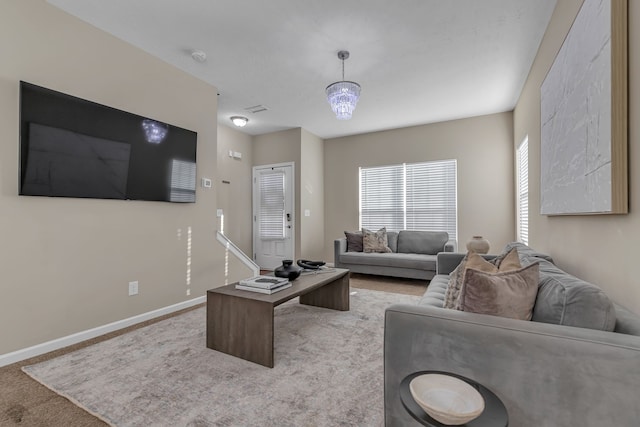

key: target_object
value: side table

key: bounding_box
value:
[399,371,508,427]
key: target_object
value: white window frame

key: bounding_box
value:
[359,159,457,242]
[517,136,529,245]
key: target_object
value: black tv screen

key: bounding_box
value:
[19,82,197,202]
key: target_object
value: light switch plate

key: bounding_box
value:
[128,281,138,296]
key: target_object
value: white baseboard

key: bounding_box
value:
[0,296,206,368]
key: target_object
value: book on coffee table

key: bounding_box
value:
[238,275,289,289]
[235,283,292,294]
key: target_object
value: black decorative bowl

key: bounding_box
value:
[274,260,302,281]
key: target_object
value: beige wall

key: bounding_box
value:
[323,112,515,261]
[300,129,325,260]
[514,0,640,314]
[0,1,250,355]
[217,124,253,254]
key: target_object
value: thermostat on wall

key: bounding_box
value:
[201,178,212,188]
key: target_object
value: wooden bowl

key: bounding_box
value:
[409,373,485,425]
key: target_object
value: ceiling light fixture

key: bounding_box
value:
[326,50,361,120]
[230,116,249,127]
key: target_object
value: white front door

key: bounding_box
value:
[253,163,294,269]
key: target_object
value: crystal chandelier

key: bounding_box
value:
[326,51,361,120]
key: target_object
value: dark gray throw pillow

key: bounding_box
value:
[344,231,363,252]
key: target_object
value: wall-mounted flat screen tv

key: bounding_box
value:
[19,81,197,202]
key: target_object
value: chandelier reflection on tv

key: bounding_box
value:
[142,119,169,144]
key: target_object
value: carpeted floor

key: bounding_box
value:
[0,275,427,426]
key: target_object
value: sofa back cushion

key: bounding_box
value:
[397,231,449,255]
[532,261,616,331]
[387,231,399,253]
[501,242,616,331]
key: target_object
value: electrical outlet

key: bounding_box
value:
[128,281,139,296]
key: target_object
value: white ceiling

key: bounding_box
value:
[47,0,557,139]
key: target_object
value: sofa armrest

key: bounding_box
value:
[384,304,640,427]
[334,238,347,267]
[444,240,456,252]
[435,252,466,275]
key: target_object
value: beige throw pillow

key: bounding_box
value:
[458,262,540,321]
[444,252,497,308]
[362,227,392,253]
[443,249,521,309]
[493,248,521,271]
[491,246,522,270]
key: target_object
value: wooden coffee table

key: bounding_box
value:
[206,268,350,368]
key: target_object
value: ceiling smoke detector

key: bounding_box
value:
[191,50,207,63]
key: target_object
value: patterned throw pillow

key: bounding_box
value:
[443,252,470,309]
[362,227,392,253]
[344,231,363,252]
[458,262,540,320]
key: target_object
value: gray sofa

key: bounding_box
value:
[384,242,640,426]
[334,230,455,280]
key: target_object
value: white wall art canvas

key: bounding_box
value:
[540,0,627,215]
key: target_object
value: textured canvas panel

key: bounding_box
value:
[540,0,612,215]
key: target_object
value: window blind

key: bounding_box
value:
[406,160,457,241]
[360,159,457,241]
[169,159,196,202]
[258,170,286,239]
[360,165,405,231]
[517,137,529,245]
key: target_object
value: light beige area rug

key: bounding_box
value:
[23,289,419,427]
